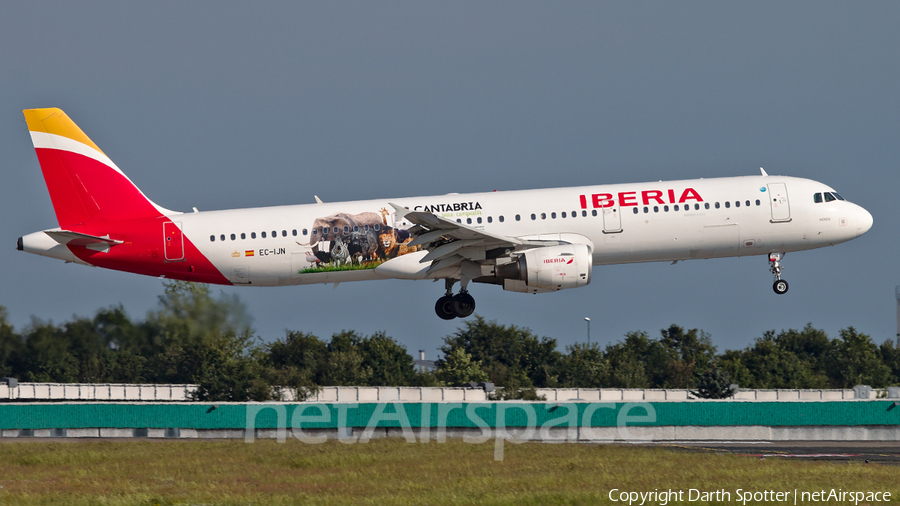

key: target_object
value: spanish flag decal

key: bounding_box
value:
[245,250,255,257]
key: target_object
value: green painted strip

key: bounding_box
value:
[0,402,897,430]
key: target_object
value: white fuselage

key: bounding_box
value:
[175,175,871,287]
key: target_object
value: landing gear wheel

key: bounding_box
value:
[435,295,456,320]
[451,292,476,318]
[773,279,789,295]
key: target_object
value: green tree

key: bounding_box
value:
[262,330,327,397]
[434,348,488,385]
[690,365,735,399]
[602,331,653,388]
[441,316,561,388]
[357,331,418,386]
[0,306,23,378]
[143,281,273,400]
[880,340,900,385]
[655,325,717,388]
[557,343,609,388]
[731,331,826,389]
[826,327,891,388]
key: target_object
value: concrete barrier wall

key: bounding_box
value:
[0,384,882,402]
[6,383,197,401]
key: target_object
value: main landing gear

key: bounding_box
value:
[769,252,789,295]
[435,279,476,320]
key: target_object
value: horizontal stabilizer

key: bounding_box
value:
[44,230,123,252]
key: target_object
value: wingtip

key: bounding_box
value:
[760,167,768,176]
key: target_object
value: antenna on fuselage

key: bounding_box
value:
[760,167,768,176]
[315,195,324,204]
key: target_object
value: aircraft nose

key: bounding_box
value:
[856,205,873,236]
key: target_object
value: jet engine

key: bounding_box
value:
[493,244,592,293]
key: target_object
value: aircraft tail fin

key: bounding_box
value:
[23,108,174,227]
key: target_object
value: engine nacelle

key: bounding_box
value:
[496,244,592,293]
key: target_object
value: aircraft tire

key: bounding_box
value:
[773,279,789,295]
[435,295,456,320]
[452,293,476,318]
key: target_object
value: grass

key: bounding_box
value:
[299,261,382,274]
[0,439,896,505]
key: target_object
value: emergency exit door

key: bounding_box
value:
[163,221,185,261]
[767,183,791,222]
[602,206,622,233]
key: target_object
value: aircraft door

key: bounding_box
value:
[602,206,622,233]
[767,183,791,222]
[163,221,185,261]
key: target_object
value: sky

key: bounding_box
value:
[1,2,898,360]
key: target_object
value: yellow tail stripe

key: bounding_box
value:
[23,108,105,156]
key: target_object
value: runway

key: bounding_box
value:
[660,441,900,464]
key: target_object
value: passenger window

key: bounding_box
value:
[252,232,258,239]
[466,218,472,224]
[725,202,730,208]
[486,217,492,223]
[262,232,267,238]
[643,206,649,213]
[220,234,226,241]
[302,229,308,235]
[273,230,278,237]
[663,205,669,212]
[704,203,709,210]
[478,217,484,224]
[210,235,215,242]
[353,226,359,232]
[581,211,587,217]
[551,212,556,219]
[499,216,504,222]
[230,234,236,241]
[714,202,720,209]
[745,200,750,207]
[541,213,547,220]
[374,224,380,231]
[342,227,349,235]
[241,233,246,239]
[457,219,462,223]
[824,192,836,202]
[531,214,536,220]
[674,205,679,211]
[572,211,577,217]
[514,215,520,221]
[653,206,659,213]
[814,193,823,203]
[592,210,598,217]
[735,201,740,207]
[633,208,639,214]
[755,200,760,206]
[292,230,297,236]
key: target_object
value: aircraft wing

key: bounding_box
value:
[389,203,557,276]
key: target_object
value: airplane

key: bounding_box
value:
[17,108,873,319]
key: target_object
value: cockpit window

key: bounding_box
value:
[814,193,823,203]
[833,192,845,201]
[824,192,836,202]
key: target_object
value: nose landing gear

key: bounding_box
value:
[434,279,476,319]
[769,252,789,295]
